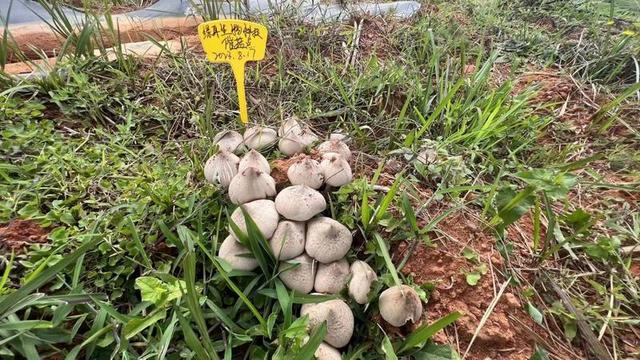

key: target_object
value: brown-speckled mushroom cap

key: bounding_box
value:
[348,260,378,304]
[228,167,276,205]
[217,235,258,271]
[314,258,350,294]
[378,285,423,327]
[278,253,316,294]
[315,342,342,360]
[305,217,352,263]
[301,299,354,348]
[270,221,306,260]
[229,199,279,241]
[275,185,326,221]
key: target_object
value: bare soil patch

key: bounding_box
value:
[0,219,50,252]
[63,0,156,14]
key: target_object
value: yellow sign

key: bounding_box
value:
[198,20,268,124]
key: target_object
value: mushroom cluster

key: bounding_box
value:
[205,118,423,358]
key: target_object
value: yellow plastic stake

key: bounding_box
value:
[198,19,268,124]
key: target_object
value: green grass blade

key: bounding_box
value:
[293,322,327,360]
[398,311,462,353]
[373,232,401,287]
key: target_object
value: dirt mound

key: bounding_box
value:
[514,71,598,132]
[0,219,50,252]
[394,210,539,360]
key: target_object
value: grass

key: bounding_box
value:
[1,0,639,358]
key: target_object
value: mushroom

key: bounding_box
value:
[278,116,302,137]
[301,299,354,348]
[213,130,244,153]
[278,253,316,294]
[315,343,341,360]
[317,139,351,161]
[229,199,279,240]
[378,285,423,327]
[218,235,258,271]
[329,133,348,143]
[228,167,276,205]
[320,153,352,187]
[287,155,324,189]
[203,150,239,188]
[243,126,277,150]
[275,185,326,221]
[348,260,377,304]
[278,120,319,156]
[314,258,350,294]
[305,217,352,263]
[239,149,271,174]
[270,221,306,260]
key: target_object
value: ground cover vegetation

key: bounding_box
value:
[0,0,639,358]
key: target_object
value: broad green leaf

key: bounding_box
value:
[526,302,543,325]
[465,272,481,286]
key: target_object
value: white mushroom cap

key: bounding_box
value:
[278,116,302,137]
[278,119,319,156]
[239,149,271,174]
[329,133,349,143]
[229,199,279,240]
[320,153,352,187]
[243,126,277,150]
[218,235,258,271]
[348,260,377,304]
[305,217,352,264]
[287,156,324,189]
[270,221,306,260]
[315,342,342,360]
[378,285,423,327]
[314,258,350,294]
[203,150,239,188]
[279,253,316,294]
[275,185,326,221]
[301,299,354,348]
[278,132,306,156]
[317,139,351,161]
[228,167,276,205]
[213,130,244,153]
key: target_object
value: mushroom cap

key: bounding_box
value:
[239,149,271,174]
[213,130,244,153]
[378,285,423,327]
[301,299,354,348]
[279,253,316,294]
[278,134,305,156]
[229,199,279,240]
[278,119,318,156]
[270,221,306,260]
[287,156,324,189]
[348,260,378,304]
[329,133,348,143]
[314,258,350,294]
[243,126,277,150]
[203,150,240,188]
[315,343,341,360]
[320,153,352,187]
[278,116,302,137]
[305,217,352,263]
[275,185,326,221]
[228,167,276,205]
[317,139,351,161]
[218,235,258,271]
